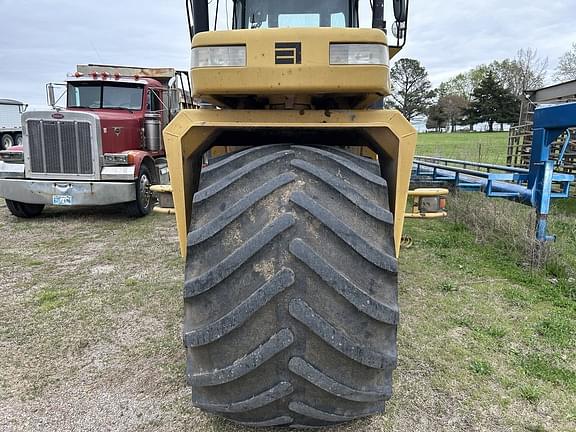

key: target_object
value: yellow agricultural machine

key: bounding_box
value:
[161,0,422,427]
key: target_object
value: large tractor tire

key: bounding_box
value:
[184,145,398,428]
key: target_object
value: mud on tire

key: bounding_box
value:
[184,145,398,428]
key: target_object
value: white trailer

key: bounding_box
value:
[0,99,27,149]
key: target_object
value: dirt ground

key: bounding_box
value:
[0,200,574,432]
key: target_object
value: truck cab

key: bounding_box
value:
[0,64,191,218]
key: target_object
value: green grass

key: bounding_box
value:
[534,315,574,347]
[520,354,576,391]
[409,131,576,429]
[519,384,543,404]
[35,287,77,311]
[438,281,458,292]
[469,359,493,376]
[417,131,509,165]
[399,191,576,430]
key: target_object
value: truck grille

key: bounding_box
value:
[27,120,94,175]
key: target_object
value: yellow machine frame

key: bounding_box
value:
[163,109,416,258]
[191,28,390,108]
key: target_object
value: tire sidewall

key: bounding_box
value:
[1,134,14,150]
[134,165,153,216]
[6,199,44,218]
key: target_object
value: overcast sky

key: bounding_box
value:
[1,0,574,108]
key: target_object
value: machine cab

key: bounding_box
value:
[187,0,409,109]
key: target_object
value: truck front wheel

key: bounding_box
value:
[1,134,14,150]
[5,200,45,218]
[126,165,153,217]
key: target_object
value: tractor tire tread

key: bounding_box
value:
[184,145,397,427]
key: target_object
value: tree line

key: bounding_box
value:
[387,43,576,132]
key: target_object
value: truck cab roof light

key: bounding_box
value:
[74,72,84,78]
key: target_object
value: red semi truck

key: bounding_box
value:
[0,64,191,217]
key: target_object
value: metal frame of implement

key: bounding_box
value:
[412,102,576,241]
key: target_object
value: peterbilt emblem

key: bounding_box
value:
[51,113,64,119]
[275,42,302,65]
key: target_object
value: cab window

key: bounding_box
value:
[147,89,162,112]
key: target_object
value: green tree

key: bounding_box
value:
[466,72,519,132]
[497,90,520,130]
[556,42,576,81]
[388,58,435,121]
[426,103,447,131]
[438,66,490,101]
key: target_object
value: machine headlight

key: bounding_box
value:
[329,44,389,65]
[191,46,247,68]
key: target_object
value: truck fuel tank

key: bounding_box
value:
[144,112,162,152]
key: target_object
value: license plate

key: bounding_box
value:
[52,195,72,206]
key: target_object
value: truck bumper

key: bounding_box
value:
[0,179,136,206]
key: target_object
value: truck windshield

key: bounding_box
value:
[235,0,352,29]
[67,83,144,110]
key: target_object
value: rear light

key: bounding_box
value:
[102,153,134,166]
[330,43,389,65]
[0,150,24,163]
[439,196,447,211]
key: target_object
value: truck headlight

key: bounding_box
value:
[103,153,132,166]
[330,44,389,65]
[191,46,247,68]
[0,150,24,163]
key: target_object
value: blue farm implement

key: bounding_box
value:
[412,102,576,241]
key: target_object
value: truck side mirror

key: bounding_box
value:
[393,0,408,22]
[168,88,181,120]
[46,84,57,108]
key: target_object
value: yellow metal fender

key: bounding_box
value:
[163,109,417,258]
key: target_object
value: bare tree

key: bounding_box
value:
[438,95,469,132]
[491,48,548,97]
[556,42,576,82]
[515,48,548,91]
